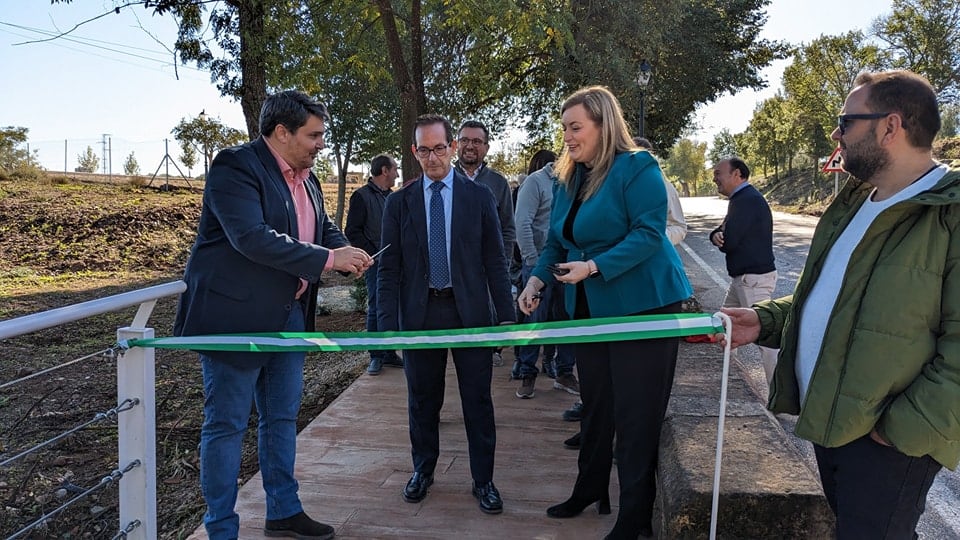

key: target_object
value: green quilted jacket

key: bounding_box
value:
[755,166,960,469]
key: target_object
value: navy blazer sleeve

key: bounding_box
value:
[175,139,346,339]
[377,188,403,332]
[204,149,334,281]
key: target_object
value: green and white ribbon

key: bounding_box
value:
[121,313,723,352]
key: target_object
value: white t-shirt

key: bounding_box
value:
[795,164,948,402]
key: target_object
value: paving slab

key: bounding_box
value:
[188,350,619,539]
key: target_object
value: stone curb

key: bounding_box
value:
[656,342,834,538]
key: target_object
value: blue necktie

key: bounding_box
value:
[428,181,449,289]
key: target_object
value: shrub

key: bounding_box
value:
[349,276,368,312]
[933,137,960,161]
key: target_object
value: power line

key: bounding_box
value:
[0,20,174,56]
[0,21,209,76]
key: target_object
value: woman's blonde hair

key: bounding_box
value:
[554,86,636,200]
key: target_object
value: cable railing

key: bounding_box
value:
[0,281,186,540]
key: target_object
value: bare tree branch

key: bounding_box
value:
[15,1,147,45]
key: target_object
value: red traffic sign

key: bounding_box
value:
[822,147,844,173]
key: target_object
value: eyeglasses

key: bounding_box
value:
[837,112,890,135]
[415,144,450,158]
[458,137,487,147]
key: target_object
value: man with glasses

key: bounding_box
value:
[722,70,960,538]
[455,120,516,367]
[454,120,516,262]
[378,114,515,515]
[709,156,778,392]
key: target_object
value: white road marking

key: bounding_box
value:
[680,241,729,290]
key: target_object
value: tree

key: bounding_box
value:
[179,142,198,176]
[269,1,401,225]
[781,32,889,152]
[872,0,960,103]
[313,155,334,184]
[369,0,569,178]
[941,103,960,138]
[52,0,786,165]
[485,143,531,178]
[628,0,789,151]
[171,115,247,175]
[76,145,99,173]
[663,138,708,196]
[123,151,140,176]
[0,126,40,177]
[708,129,738,165]
[163,0,269,137]
[769,31,891,186]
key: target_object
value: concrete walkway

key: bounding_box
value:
[189,349,619,539]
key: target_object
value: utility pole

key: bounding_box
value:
[101,133,111,175]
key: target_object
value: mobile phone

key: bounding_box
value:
[370,243,391,259]
[547,263,570,276]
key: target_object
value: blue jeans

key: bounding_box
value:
[200,304,306,539]
[365,259,395,360]
[516,265,575,378]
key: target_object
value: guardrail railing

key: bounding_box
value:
[0,280,186,540]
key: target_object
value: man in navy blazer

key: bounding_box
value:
[378,114,514,514]
[175,91,371,540]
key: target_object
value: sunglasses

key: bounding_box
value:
[837,112,890,135]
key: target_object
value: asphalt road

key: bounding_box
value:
[676,195,960,539]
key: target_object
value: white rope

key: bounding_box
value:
[710,312,733,540]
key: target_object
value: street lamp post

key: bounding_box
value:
[198,109,209,179]
[637,59,652,138]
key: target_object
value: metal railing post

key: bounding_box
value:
[116,326,157,539]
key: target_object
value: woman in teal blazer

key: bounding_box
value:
[519,86,692,539]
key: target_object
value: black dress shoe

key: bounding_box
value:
[563,431,581,449]
[471,480,504,514]
[402,472,433,503]
[264,511,335,539]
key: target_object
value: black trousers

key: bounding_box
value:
[814,435,941,539]
[572,301,681,533]
[404,294,496,484]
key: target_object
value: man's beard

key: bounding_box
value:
[458,151,480,167]
[842,135,889,182]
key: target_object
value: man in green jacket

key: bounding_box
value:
[722,70,960,539]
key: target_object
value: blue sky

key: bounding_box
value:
[1,0,891,173]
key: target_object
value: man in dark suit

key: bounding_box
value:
[378,114,515,514]
[175,90,371,540]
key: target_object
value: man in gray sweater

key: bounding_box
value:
[455,120,516,367]
[454,120,516,261]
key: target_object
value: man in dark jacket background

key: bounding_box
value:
[345,153,401,375]
[710,157,778,390]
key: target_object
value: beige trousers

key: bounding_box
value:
[723,271,779,387]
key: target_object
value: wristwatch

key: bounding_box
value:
[587,260,600,278]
